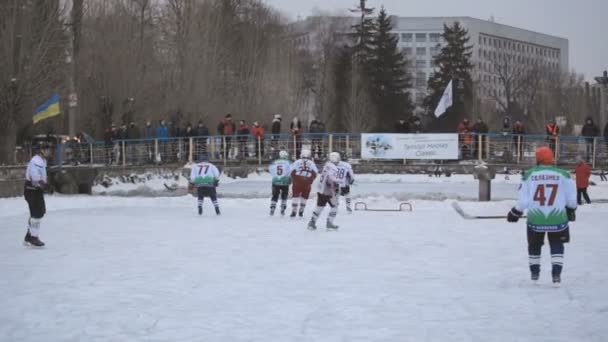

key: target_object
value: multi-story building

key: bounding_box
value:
[290,16,569,114]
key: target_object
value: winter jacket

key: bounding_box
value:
[219,118,235,135]
[126,124,140,140]
[575,162,592,188]
[251,125,265,139]
[156,125,169,139]
[142,124,155,139]
[290,120,302,136]
[237,124,250,141]
[457,121,471,134]
[309,120,325,134]
[581,120,599,141]
[271,119,281,135]
[196,125,209,137]
[473,122,489,134]
[512,122,525,135]
[546,124,559,140]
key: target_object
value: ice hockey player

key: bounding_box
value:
[289,149,318,218]
[189,154,221,216]
[24,142,53,247]
[336,152,355,213]
[307,152,341,230]
[269,150,292,216]
[507,146,577,285]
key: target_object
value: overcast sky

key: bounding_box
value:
[264,0,608,82]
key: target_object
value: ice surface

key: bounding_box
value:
[1,193,608,341]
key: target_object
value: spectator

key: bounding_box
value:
[156,120,169,163]
[394,119,410,133]
[500,116,511,136]
[218,114,236,159]
[237,120,250,159]
[126,121,140,164]
[604,121,608,150]
[581,117,599,162]
[251,121,265,158]
[195,121,209,155]
[457,118,473,159]
[290,116,303,158]
[472,117,489,159]
[574,157,592,205]
[183,122,195,161]
[410,116,423,133]
[309,118,325,159]
[142,120,155,163]
[512,120,526,159]
[545,119,559,153]
[271,114,282,155]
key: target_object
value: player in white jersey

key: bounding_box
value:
[23,142,52,247]
[289,149,318,218]
[307,152,341,230]
[189,154,221,216]
[336,152,355,213]
[507,146,577,285]
[269,150,292,216]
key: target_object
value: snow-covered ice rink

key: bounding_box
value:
[2,175,608,341]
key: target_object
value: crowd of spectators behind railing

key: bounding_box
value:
[25,111,608,166]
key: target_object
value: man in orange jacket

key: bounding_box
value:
[575,157,592,205]
[546,119,559,153]
[251,121,265,158]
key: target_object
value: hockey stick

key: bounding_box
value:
[163,183,179,191]
[451,202,526,220]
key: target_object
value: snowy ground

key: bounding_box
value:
[1,192,608,341]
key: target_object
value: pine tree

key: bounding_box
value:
[349,0,375,66]
[424,22,473,131]
[369,7,413,131]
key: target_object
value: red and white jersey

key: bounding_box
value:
[290,158,318,183]
[317,161,340,196]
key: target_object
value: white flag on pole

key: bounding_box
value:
[434,79,453,118]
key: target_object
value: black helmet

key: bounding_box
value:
[37,141,52,150]
[339,151,348,161]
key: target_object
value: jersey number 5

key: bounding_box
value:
[533,184,558,206]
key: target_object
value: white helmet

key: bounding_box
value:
[329,152,341,164]
[279,150,289,159]
[300,149,311,159]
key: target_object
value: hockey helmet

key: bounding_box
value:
[300,149,311,159]
[535,146,554,165]
[329,151,341,164]
[279,150,289,159]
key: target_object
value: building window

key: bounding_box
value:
[483,37,487,45]
[415,33,427,43]
[430,33,441,43]
[416,47,426,56]
[430,46,440,56]
[416,72,426,87]
[416,59,427,68]
[401,33,412,42]
[402,47,412,55]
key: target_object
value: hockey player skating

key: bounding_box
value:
[289,149,318,218]
[507,146,577,285]
[308,152,341,231]
[23,142,52,247]
[336,152,355,213]
[269,150,292,216]
[189,154,221,216]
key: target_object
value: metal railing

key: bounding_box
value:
[13,133,608,168]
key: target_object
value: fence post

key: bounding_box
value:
[478,134,482,161]
[89,143,94,165]
[555,136,560,163]
[188,137,193,163]
[122,141,126,167]
[346,135,350,157]
[516,135,521,163]
[328,134,333,153]
[592,137,597,169]
[223,136,227,167]
[485,135,490,162]
[258,137,262,165]
[292,135,296,158]
[154,139,159,163]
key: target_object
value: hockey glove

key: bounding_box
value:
[349,178,355,185]
[214,179,220,187]
[507,207,523,223]
[188,183,195,194]
[566,207,576,222]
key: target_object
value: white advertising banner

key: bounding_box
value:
[361,133,459,160]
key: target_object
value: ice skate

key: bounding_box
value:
[198,205,203,215]
[531,272,539,284]
[307,220,317,231]
[215,207,221,216]
[298,211,304,218]
[326,221,339,230]
[552,275,561,287]
[290,211,297,218]
[346,207,353,214]
[24,234,44,248]
[270,208,275,216]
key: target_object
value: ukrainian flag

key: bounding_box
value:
[33,93,61,124]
